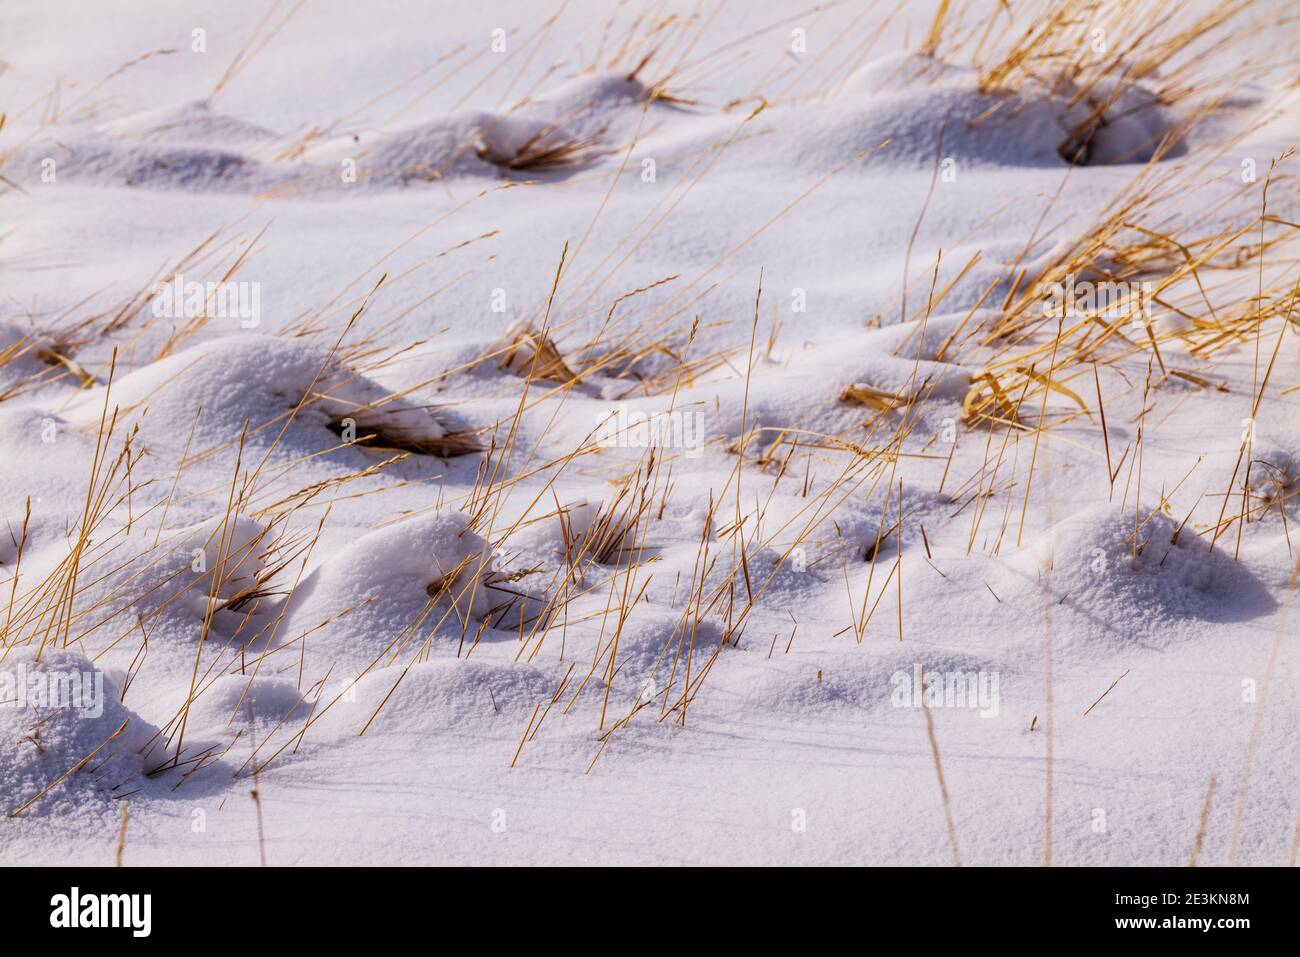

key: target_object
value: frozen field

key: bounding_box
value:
[1,0,1298,865]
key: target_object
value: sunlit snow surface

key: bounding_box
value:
[1,0,1297,865]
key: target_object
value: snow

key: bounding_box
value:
[0,648,156,820]
[0,0,1297,865]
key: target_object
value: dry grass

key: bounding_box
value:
[476,128,606,173]
[498,326,579,383]
[1,2,1296,861]
[840,383,910,412]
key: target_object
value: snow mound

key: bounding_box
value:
[276,511,488,670]
[304,73,651,188]
[508,72,651,143]
[1017,505,1276,639]
[67,335,449,462]
[98,514,269,634]
[841,353,971,404]
[313,110,608,186]
[0,321,61,397]
[0,647,155,818]
[8,100,282,192]
[303,113,499,185]
[822,57,1186,169]
[12,136,292,192]
[14,72,655,195]
[866,310,993,361]
[179,673,310,751]
[97,100,278,148]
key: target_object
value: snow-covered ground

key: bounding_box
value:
[1,0,1298,865]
